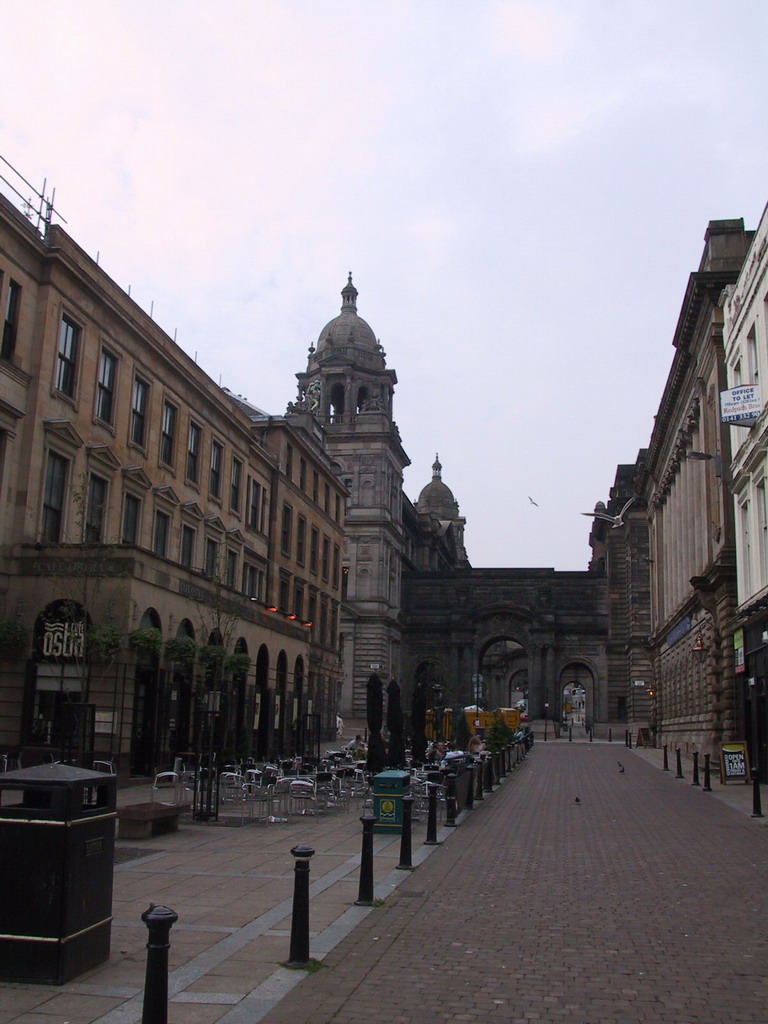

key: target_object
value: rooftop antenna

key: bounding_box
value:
[0,154,66,239]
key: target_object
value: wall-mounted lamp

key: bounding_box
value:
[691,626,709,659]
[686,451,723,479]
[286,613,297,621]
[267,605,279,613]
[302,620,313,628]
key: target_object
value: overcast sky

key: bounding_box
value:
[3,1,767,569]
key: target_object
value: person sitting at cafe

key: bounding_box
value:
[467,734,484,755]
[343,734,365,754]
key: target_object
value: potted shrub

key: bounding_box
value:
[128,627,163,657]
[225,651,251,677]
[164,636,198,666]
[87,623,122,661]
[198,644,225,671]
[0,619,28,658]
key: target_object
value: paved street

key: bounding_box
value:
[0,742,766,1024]
[259,742,768,1024]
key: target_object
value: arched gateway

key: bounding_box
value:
[401,569,608,727]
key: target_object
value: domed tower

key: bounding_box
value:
[291,276,410,719]
[413,455,469,569]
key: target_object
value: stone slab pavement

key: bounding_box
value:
[0,740,765,1024]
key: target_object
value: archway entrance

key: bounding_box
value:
[559,664,595,731]
[478,637,527,710]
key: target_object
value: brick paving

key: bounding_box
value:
[257,743,768,1024]
[1,742,766,1024]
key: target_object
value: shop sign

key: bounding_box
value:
[41,620,84,659]
[720,385,762,426]
[733,628,745,674]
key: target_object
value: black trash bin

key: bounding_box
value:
[0,762,117,984]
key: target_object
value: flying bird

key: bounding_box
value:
[618,761,625,773]
[528,496,538,506]
[581,495,637,528]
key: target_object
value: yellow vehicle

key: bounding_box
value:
[464,707,521,736]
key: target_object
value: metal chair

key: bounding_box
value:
[287,778,318,816]
[151,770,183,805]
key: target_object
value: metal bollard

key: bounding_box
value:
[397,795,415,869]
[625,729,629,747]
[355,815,377,906]
[483,755,494,793]
[589,727,593,743]
[499,749,507,779]
[627,730,631,749]
[691,751,700,787]
[445,773,458,827]
[141,904,178,1024]
[663,744,669,771]
[752,762,763,819]
[474,759,485,802]
[609,727,612,742]
[464,763,474,810]
[287,845,315,967]
[703,752,712,792]
[675,748,684,779]
[569,727,572,743]
[424,782,441,845]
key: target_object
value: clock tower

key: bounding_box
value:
[292,275,410,717]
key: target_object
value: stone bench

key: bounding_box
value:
[117,801,191,840]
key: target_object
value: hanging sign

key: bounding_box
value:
[720,385,761,426]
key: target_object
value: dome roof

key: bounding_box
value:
[316,274,379,352]
[416,455,459,518]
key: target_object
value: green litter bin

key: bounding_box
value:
[372,770,411,833]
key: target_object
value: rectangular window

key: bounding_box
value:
[244,564,263,600]
[42,451,68,542]
[210,439,223,499]
[248,478,263,530]
[293,580,304,620]
[320,595,328,645]
[332,544,340,588]
[153,510,170,557]
[299,458,306,490]
[204,537,218,577]
[279,575,290,611]
[227,549,237,588]
[180,524,196,568]
[95,349,118,425]
[2,279,21,361]
[56,315,80,397]
[324,482,330,513]
[310,527,319,574]
[312,471,319,503]
[122,493,141,544]
[130,376,149,447]
[281,504,293,556]
[85,474,108,543]
[230,458,242,512]
[286,444,293,480]
[322,535,330,580]
[296,516,306,565]
[160,401,177,466]
[335,494,341,522]
[187,421,201,482]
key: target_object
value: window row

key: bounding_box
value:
[42,453,267,600]
[280,502,341,586]
[285,443,343,523]
[48,313,265,523]
[276,572,340,648]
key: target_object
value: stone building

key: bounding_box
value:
[637,219,753,759]
[723,201,768,778]
[0,193,344,775]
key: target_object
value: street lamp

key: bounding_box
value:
[685,450,724,479]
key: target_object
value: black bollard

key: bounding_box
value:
[663,744,669,771]
[445,773,458,827]
[424,782,441,845]
[589,727,593,743]
[465,763,474,810]
[474,759,485,802]
[499,749,507,779]
[625,729,629,747]
[627,730,631,749]
[286,844,315,967]
[355,814,377,906]
[609,727,612,742]
[569,727,572,743]
[691,751,700,787]
[397,795,415,869]
[484,755,494,793]
[141,904,178,1024]
[752,762,763,819]
[703,752,712,792]
[675,747,684,779]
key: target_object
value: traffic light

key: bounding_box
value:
[647,686,656,698]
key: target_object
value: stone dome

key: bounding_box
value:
[316,274,379,353]
[416,455,459,518]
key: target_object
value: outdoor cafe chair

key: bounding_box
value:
[287,777,318,816]
[151,770,183,805]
